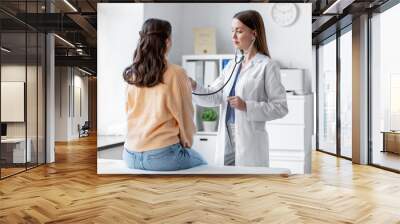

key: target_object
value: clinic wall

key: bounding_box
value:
[181,4,222,58]
[97,3,144,136]
[144,4,184,65]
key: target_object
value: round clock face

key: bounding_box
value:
[271,3,298,27]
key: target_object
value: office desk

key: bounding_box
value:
[1,138,31,163]
[382,131,400,154]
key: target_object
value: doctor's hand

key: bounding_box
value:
[227,96,247,111]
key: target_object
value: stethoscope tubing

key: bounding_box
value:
[191,50,244,96]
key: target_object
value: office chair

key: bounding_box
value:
[78,121,90,138]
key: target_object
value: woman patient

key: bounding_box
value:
[122,18,207,171]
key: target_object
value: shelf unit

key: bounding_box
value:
[182,54,234,134]
[182,54,233,165]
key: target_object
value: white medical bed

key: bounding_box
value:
[97,158,291,176]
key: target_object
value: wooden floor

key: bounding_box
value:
[1,163,46,178]
[1,167,26,178]
[373,150,400,171]
[1,135,400,223]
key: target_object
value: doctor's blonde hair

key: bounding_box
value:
[233,10,271,57]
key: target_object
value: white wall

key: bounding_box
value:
[55,67,68,141]
[98,3,312,136]
[181,4,223,61]
[72,73,89,138]
[54,67,89,141]
[144,4,184,65]
[98,3,144,136]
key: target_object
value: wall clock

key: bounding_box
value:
[271,3,298,27]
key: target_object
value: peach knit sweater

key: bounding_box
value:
[124,64,195,152]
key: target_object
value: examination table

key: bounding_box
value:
[97,158,291,176]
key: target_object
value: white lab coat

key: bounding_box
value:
[192,53,288,167]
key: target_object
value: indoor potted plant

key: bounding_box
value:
[201,108,218,132]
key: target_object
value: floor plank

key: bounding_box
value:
[1,135,400,223]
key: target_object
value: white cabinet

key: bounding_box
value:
[268,125,305,150]
[267,94,313,174]
[192,134,218,165]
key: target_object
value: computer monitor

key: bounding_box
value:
[1,123,7,137]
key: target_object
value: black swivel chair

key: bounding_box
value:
[78,121,90,138]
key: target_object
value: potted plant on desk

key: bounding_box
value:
[201,108,218,132]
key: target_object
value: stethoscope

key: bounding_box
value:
[191,48,246,158]
[191,39,255,162]
[191,48,245,96]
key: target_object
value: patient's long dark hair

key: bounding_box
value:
[123,18,171,87]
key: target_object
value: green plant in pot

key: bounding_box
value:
[201,108,218,132]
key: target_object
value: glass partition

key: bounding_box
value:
[0,1,46,179]
[1,31,28,177]
[370,4,400,171]
[318,37,337,155]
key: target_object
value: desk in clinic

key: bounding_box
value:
[1,138,31,165]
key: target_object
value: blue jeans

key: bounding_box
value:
[123,143,207,171]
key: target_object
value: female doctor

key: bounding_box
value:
[189,10,288,167]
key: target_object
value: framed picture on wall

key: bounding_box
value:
[1,81,25,122]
